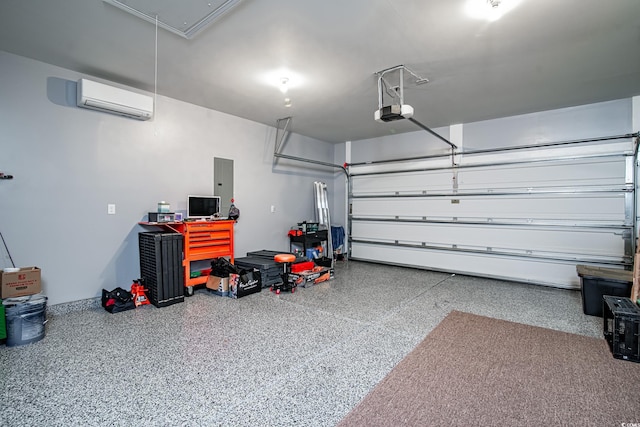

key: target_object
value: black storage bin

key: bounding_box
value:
[314,256,333,267]
[576,265,632,317]
[247,249,310,263]
[234,256,283,288]
[139,232,185,307]
[603,296,640,363]
[246,249,294,259]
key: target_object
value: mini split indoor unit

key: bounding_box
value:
[76,78,153,120]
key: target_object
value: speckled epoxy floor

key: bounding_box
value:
[0,260,602,427]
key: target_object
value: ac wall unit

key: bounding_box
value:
[76,79,153,120]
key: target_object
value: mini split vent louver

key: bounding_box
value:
[76,79,153,121]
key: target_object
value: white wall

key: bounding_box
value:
[462,99,633,150]
[0,52,335,305]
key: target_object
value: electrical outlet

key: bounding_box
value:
[270,205,276,213]
[107,204,116,215]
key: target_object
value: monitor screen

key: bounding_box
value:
[187,195,221,219]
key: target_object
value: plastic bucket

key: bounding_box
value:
[3,293,47,347]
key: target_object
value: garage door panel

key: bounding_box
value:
[457,159,625,190]
[352,171,453,194]
[351,222,626,260]
[350,243,588,289]
[351,195,628,223]
[349,137,636,288]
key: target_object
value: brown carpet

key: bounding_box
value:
[338,311,640,427]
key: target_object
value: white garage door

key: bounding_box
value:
[349,135,638,289]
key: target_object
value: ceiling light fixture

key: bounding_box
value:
[280,77,289,94]
[465,0,520,21]
[261,69,305,92]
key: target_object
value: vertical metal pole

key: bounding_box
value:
[451,146,458,193]
[633,138,639,255]
[377,75,383,110]
[274,117,291,154]
[345,141,351,261]
[348,171,353,259]
[399,67,404,105]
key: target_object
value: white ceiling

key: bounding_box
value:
[1,0,639,143]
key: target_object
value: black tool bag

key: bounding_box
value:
[101,287,136,313]
[210,257,238,277]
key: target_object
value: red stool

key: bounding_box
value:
[272,253,298,294]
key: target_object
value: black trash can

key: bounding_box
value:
[3,293,47,347]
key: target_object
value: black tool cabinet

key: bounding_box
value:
[138,231,185,307]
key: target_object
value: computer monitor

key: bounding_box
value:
[187,195,221,220]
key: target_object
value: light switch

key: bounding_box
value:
[108,204,116,215]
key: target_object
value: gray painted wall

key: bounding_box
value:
[0,52,335,305]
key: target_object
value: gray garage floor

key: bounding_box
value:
[0,260,602,427]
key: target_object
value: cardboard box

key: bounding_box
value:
[229,269,261,299]
[1,267,42,298]
[206,275,229,296]
[291,267,334,288]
